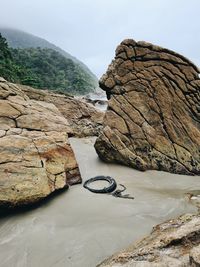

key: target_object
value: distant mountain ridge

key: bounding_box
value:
[0,28,98,94]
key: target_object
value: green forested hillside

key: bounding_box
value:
[12,47,97,94]
[0,28,98,94]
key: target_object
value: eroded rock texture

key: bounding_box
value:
[21,85,104,137]
[98,214,200,267]
[95,39,200,175]
[0,78,81,208]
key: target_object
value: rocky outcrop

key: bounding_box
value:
[95,39,200,175]
[21,85,104,137]
[0,78,81,208]
[98,214,200,267]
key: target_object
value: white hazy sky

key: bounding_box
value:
[0,0,200,77]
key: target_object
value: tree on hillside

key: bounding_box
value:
[0,33,12,60]
[0,33,19,81]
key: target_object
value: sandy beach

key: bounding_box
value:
[0,137,199,267]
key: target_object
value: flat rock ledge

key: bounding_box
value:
[21,85,104,138]
[95,39,200,175]
[0,78,81,208]
[98,214,200,267]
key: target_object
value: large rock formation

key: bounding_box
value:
[98,214,200,267]
[21,85,104,137]
[0,78,81,208]
[95,39,200,175]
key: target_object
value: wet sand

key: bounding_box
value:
[0,137,199,267]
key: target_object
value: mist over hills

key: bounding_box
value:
[0,28,98,94]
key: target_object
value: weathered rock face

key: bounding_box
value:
[98,214,200,267]
[0,78,81,208]
[95,39,200,175]
[21,85,104,137]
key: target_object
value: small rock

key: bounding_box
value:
[98,214,200,267]
[0,77,6,82]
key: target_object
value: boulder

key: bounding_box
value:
[0,79,81,208]
[98,214,200,267]
[21,85,104,137]
[95,39,200,175]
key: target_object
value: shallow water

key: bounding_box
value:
[0,137,199,267]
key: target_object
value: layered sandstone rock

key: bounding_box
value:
[0,78,81,208]
[95,39,200,175]
[98,214,200,267]
[21,85,104,137]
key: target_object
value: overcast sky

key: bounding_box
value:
[0,0,200,77]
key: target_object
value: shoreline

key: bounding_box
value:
[0,137,199,267]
